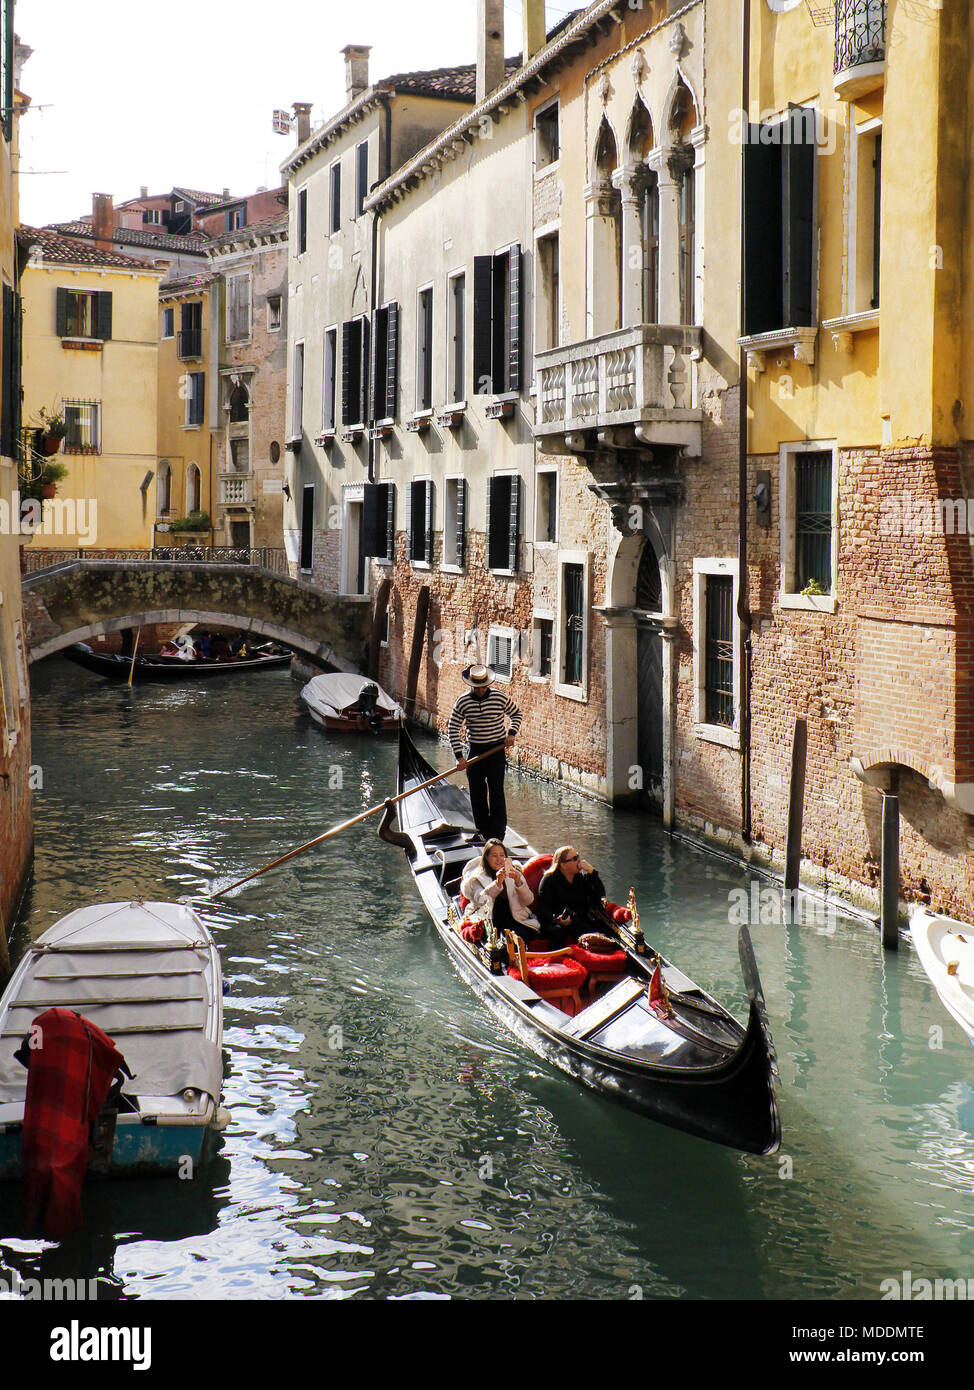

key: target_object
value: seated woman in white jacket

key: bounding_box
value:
[460,838,541,939]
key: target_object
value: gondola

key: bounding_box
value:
[64,641,292,682]
[386,728,781,1155]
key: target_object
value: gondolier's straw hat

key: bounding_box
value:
[465,664,492,688]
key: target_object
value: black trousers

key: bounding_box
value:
[467,743,507,841]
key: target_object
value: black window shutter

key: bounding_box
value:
[358,316,370,425]
[298,188,307,254]
[181,301,193,335]
[783,106,817,329]
[456,478,467,568]
[385,302,399,420]
[508,474,521,572]
[94,292,112,341]
[369,307,385,424]
[1,284,12,457]
[742,124,783,336]
[341,321,353,424]
[508,244,522,392]
[425,480,434,566]
[362,482,380,556]
[56,287,69,338]
[486,474,495,568]
[385,482,396,561]
[472,256,493,395]
[406,480,414,562]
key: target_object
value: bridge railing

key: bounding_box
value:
[22,547,290,575]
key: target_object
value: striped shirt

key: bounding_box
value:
[448,689,522,757]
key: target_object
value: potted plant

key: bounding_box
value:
[169,510,212,534]
[32,406,66,456]
[39,460,68,499]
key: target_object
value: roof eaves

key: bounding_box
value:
[365,0,621,212]
[281,86,394,180]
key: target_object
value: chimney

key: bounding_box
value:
[92,193,114,250]
[293,102,312,145]
[342,45,371,103]
[477,0,504,104]
[522,0,545,64]
[140,184,148,199]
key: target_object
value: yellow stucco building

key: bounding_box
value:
[20,227,163,549]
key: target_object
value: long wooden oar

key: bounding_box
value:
[207,741,506,899]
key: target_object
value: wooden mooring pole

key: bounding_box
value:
[784,717,807,916]
[881,792,900,950]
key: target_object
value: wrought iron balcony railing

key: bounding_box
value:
[834,0,886,94]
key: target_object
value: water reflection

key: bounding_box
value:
[4,659,973,1298]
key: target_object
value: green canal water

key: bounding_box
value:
[1,661,973,1300]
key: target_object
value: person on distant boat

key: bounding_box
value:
[537,846,607,947]
[461,839,540,939]
[211,635,232,661]
[200,633,213,660]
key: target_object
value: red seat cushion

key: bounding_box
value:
[509,958,587,991]
[571,944,628,973]
[521,854,553,909]
[459,894,470,911]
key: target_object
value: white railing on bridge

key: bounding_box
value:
[22,547,290,575]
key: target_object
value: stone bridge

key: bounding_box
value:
[21,555,372,671]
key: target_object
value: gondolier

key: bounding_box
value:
[449,665,521,841]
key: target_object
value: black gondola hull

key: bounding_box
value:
[64,643,292,681]
[396,729,781,1155]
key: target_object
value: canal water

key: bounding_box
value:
[2,661,973,1301]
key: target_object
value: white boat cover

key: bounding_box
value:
[0,902,223,1108]
[301,672,403,719]
[911,908,974,1044]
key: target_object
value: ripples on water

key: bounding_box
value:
[0,662,972,1299]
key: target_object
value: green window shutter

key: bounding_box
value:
[472,256,493,394]
[456,478,467,569]
[96,291,113,341]
[508,474,521,572]
[385,302,399,421]
[385,482,396,562]
[56,286,69,338]
[508,244,522,392]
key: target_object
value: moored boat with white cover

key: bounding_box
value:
[911,908,974,1047]
[300,672,403,733]
[0,901,227,1177]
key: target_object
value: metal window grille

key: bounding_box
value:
[795,452,833,591]
[63,400,100,453]
[704,575,734,727]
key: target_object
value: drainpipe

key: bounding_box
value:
[368,94,392,485]
[738,0,753,843]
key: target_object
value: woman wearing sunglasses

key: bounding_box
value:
[537,845,607,947]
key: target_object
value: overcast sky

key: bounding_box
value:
[16,0,573,228]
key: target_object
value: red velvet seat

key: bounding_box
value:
[521,854,553,910]
[570,944,628,973]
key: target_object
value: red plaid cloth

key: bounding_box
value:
[22,1009,128,1239]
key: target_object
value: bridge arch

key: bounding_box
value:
[22,559,371,672]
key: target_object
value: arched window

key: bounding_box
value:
[186,463,202,514]
[591,118,622,333]
[158,462,172,515]
[627,99,658,325]
[668,79,699,325]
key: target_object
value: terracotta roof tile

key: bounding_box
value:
[46,220,212,253]
[21,225,152,270]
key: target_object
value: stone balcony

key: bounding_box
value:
[833,0,886,100]
[535,323,703,458]
[220,471,254,506]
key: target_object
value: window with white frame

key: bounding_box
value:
[536,467,558,545]
[322,327,337,432]
[292,342,305,438]
[226,273,251,342]
[329,160,341,235]
[161,306,174,339]
[63,400,100,454]
[416,286,433,412]
[557,557,587,696]
[853,120,882,313]
[692,557,741,747]
[447,272,465,404]
[407,478,434,566]
[779,441,838,610]
[531,613,554,680]
[487,627,515,682]
[535,231,560,353]
[363,480,395,563]
[356,140,369,218]
[443,477,467,569]
[486,473,522,573]
[184,372,205,427]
